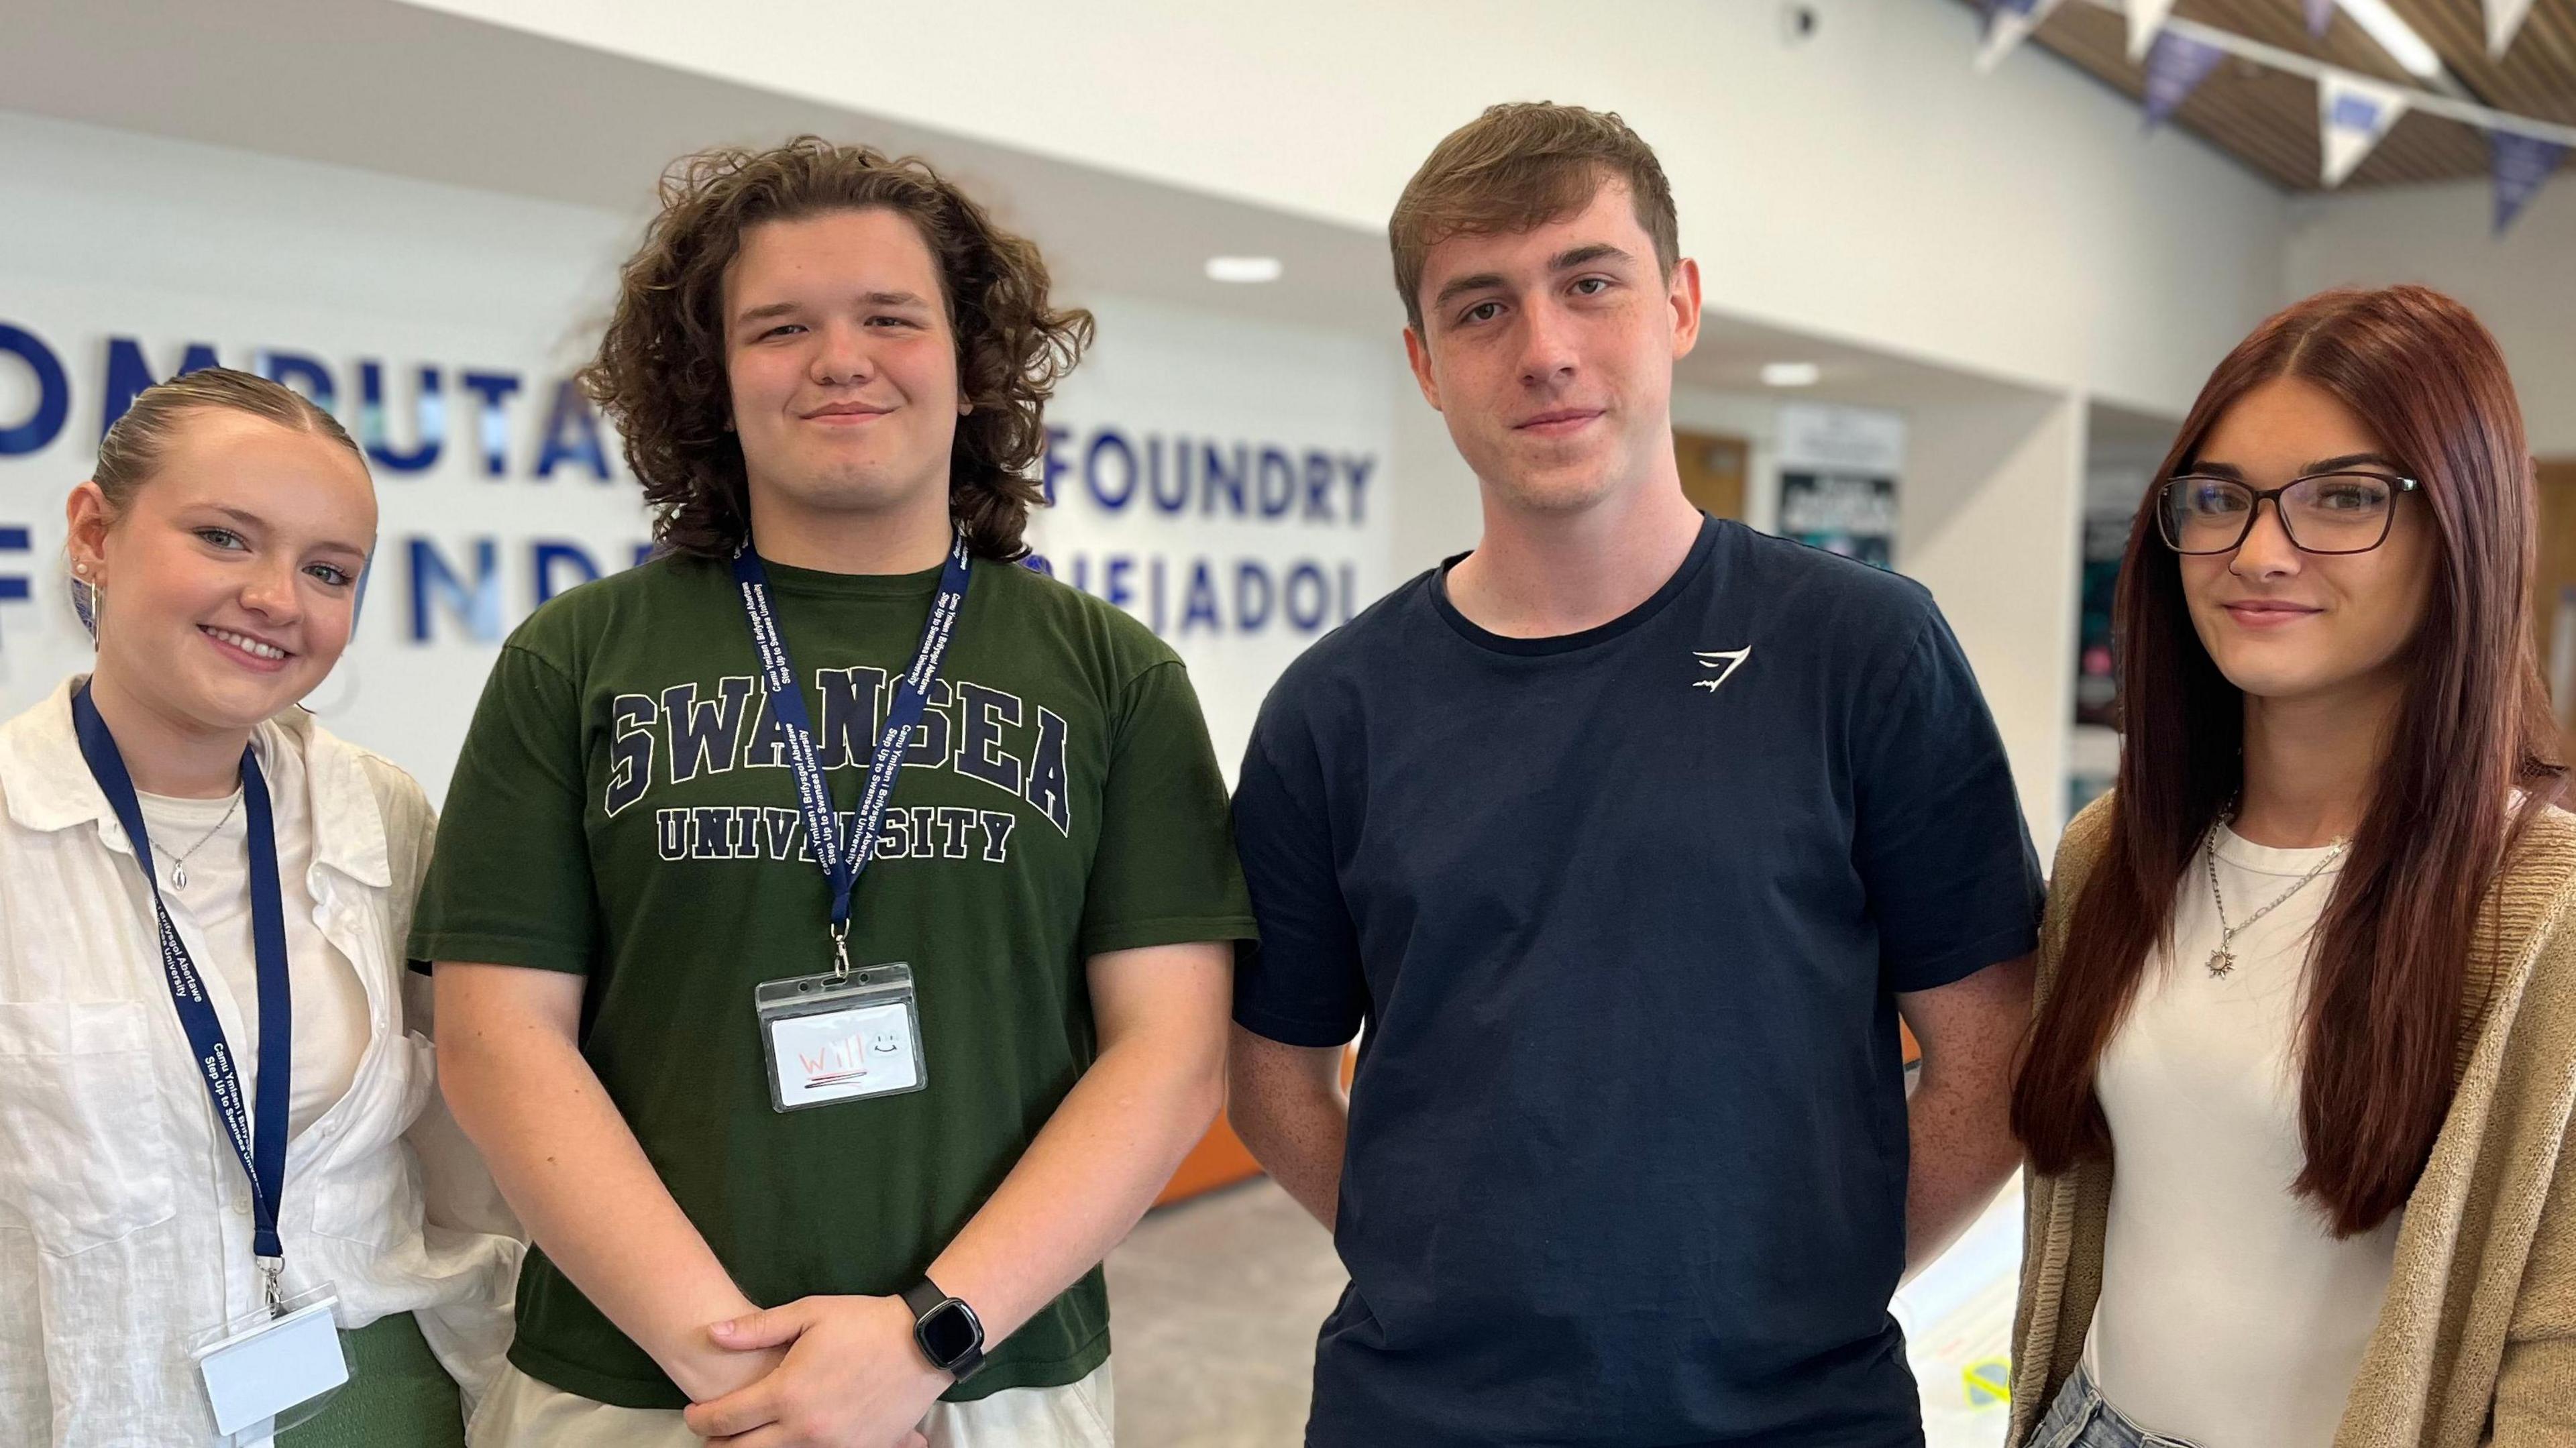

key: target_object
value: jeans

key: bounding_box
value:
[2029,1367,2206,1448]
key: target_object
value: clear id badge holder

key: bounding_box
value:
[189,1281,349,1447]
[756,960,927,1112]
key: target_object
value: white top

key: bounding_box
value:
[2086,822,2400,1447]
[0,677,521,1447]
[136,781,370,1141]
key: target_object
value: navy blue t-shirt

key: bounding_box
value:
[1232,516,2044,1448]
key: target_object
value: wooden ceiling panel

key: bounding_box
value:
[2383,0,2576,124]
[1976,0,2576,190]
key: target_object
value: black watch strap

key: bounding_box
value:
[899,1278,946,1321]
[902,1277,985,1381]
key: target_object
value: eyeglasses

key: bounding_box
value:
[2156,471,2420,556]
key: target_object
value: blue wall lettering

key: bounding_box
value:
[407,535,502,643]
[103,337,221,437]
[1085,429,1136,512]
[0,524,30,604]
[362,362,445,473]
[1285,561,1330,632]
[537,378,611,481]
[255,350,338,414]
[533,539,601,604]
[0,325,69,457]
[460,371,523,478]
[1040,425,1071,505]
[1234,561,1274,632]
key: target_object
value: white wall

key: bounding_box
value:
[399,0,2289,416]
[2286,179,2576,457]
[1907,392,2087,851]
[0,113,1395,795]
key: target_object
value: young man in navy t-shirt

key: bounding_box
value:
[1226,103,2045,1447]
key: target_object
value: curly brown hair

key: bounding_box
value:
[582,137,1094,561]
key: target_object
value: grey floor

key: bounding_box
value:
[1103,1178,1348,1447]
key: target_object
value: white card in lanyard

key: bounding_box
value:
[756,963,926,1111]
[190,1284,351,1445]
[730,532,969,1113]
[70,685,350,1441]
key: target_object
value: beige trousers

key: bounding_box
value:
[467,1361,1115,1448]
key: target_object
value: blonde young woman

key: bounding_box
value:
[0,369,517,1446]
[2010,287,2576,1448]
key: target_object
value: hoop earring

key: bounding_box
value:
[68,567,99,641]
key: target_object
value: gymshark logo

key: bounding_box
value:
[1692,647,1752,693]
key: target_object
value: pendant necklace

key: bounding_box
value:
[2202,807,2347,979]
[152,791,243,890]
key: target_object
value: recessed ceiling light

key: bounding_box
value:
[2333,0,2444,80]
[1761,361,1823,388]
[1205,256,1284,284]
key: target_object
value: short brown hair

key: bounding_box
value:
[95,367,361,512]
[1389,103,1680,333]
[582,137,1094,561]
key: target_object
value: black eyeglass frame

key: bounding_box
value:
[2155,471,2421,557]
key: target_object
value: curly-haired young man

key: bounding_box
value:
[1226,104,2042,1447]
[413,138,1251,1448]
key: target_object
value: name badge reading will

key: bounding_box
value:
[757,963,927,1112]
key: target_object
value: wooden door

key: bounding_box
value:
[1676,430,1750,520]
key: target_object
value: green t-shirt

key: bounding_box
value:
[409,549,1255,1409]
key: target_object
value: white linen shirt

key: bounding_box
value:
[0,677,521,1447]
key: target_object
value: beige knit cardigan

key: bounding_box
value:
[2007,796,2576,1448]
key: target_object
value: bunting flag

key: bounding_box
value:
[2127,0,2177,59]
[1977,0,2067,73]
[2143,34,2226,128]
[2319,72,2409,188]
[2488,0,2534,57]
[2305,0,2335,38]
[2491,129,2568,234]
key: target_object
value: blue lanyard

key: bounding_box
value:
[729,530,972,974]
[70,683,293,1298]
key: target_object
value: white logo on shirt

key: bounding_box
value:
[1691,647,1752,693]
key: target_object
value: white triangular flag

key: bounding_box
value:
[2318,72,2409,188]
[2489,0,2534,57]
[2128,0,2178,60]
[1978,0,2067,74]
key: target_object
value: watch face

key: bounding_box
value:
[919,1300,979,1363]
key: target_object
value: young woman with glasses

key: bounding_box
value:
[2004,286,2576,1448]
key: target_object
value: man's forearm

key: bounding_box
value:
[1902,1072,2021,1275]
[1227,1027,1349,1230]
[437,970,772,1401]
[926,1025,1224,1345]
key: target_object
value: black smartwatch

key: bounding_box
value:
[900,1278,986,1382]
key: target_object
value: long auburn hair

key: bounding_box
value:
[2012,285,2564,1236]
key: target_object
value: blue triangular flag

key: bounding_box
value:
[2491,129,2568,235]
[2143,34,2226,129]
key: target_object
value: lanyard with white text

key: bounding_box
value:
[729,530,972,976]
[70,682,294,1313]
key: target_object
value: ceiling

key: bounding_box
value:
[2007,0,2576,189]
[0,0,1400,338]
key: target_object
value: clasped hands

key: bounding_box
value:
[680,1292,952,1448]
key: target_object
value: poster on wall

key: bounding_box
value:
[0,117,1393,798]
[1775,402,1902,569]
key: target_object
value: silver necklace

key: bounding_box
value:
[2202,812,2348,979]
[152,792,242,889]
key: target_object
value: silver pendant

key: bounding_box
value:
[171,862,187,889]
[2206,947,2235,979]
